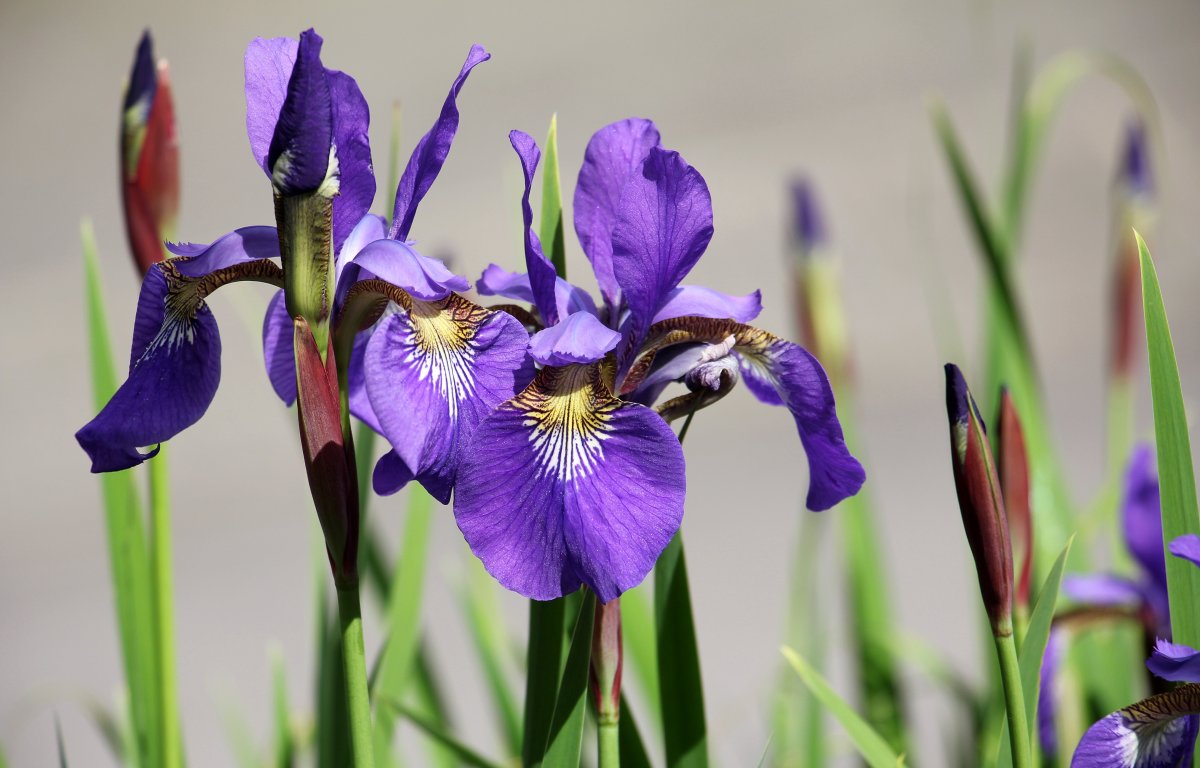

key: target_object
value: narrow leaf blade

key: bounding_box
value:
[655,534,708,768]
[542,591,597,767]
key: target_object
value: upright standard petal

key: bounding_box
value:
[1071,688,1200,768]
[509,130,561,325]
[389,45,490,241]
[528,311,620,367]
[455,364,686,602]
[573,117,661,306]
[365,294,533,503]
[266,29,334,195]
[77,265,221,472]
[611,146,714,352]
[245,33,372,251]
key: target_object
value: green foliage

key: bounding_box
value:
[461,560,522,758]
[781,647,904,768]
[539,115,567,277]
[1139,236,1200,648]
[542,591,597,767]
[655,534,708,768]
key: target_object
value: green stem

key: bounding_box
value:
[148,448,182,768]
[597,721,620,768]
[337,582,377,768]
[994,630,1030,768]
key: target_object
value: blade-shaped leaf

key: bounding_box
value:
[542,590,597,767]
[271,649,295,768]
[620,584,660,738]
[1139,234,1200,648]
[381,699,505,768]
[372,486,437,759]
[56,717,69,768]
[524,597,567,766]
[655,533,708,768]
[82,220,158,768]
[996,535,1073,768]
[781,647,904,768]
[619,694,653,768]
[461,559,522,758]
[314,527,351,768]
[539,114,566,278]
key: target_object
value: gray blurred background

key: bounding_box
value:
[3,0,1200,765]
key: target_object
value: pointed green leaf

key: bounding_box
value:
[620,583,660,727]
[1139,234,1200,648]
[271,649,295,768]
[82,220,158,768]
[541,591,596,767]
[996,535,1073,768]
[380,699,505,768]
[619,694,653,768]
[781,647,904,768]
[372,486,437,758]
[461,560,522,757]
[56,717,69,768]
[524,597,567,766]
[655,534,708,768]
[539,114,566,278]
[313,527,351,768]
[219,697,262,768]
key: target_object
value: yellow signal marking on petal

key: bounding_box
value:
[514,365,619,482]
[402,295,490,419]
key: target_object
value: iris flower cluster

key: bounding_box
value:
[78,29,863,607]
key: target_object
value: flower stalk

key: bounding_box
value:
[591,598,623,768]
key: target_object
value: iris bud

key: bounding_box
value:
[996,388,1033,612]
[684,335,739,392]
[121,30,179,276]
[789,179,849,388]
[1111,120,1156,382]
[295,316,358,585]
[589,598,622,725]
[945,363,1014,636]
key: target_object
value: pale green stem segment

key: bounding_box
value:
[148,448,182,768]
[597,721,620,768]
[994,629,1030,768]
[337,583,376,768]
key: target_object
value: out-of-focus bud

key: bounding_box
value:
[295,317,358,586]
[945,363,1014,636]
[589,598,622,725]
[1111,119,1156,382]
[788,179,850,389]
[121,30,180,276]
[996,388,1033,611]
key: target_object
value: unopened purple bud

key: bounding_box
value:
[1121,119,1153,198]
[121,30,179,275]
[945,364,1013,635]
[267,29,335,196]
[789,178,826,252]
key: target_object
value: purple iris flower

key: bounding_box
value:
[1070,534,1200,767]
[1040,445,1169,757]
[77,31,528,490]
[440,119,865,603]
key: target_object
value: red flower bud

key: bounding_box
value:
[945,364,1014,635]
[121,31,180,276]
[294,317,358,585]
[589,598,623,724]
[996,389,1033,610]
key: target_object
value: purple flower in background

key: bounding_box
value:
[1064,445,1170,635]
[1040,445,1169,757]
[441,119,865,602]
[1071,535,1200,767]
[77,31,524,494]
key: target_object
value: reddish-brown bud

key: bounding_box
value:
[945,364,1014,635]
[294,317,359,585]
[121,31,180,276]
[996,389,1033,610]
[589,598,623,724]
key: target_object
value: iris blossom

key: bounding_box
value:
[1040,445,1169,757]
[439,119,865,602]
[77,30,529,578]
[1071,535,1200,767]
